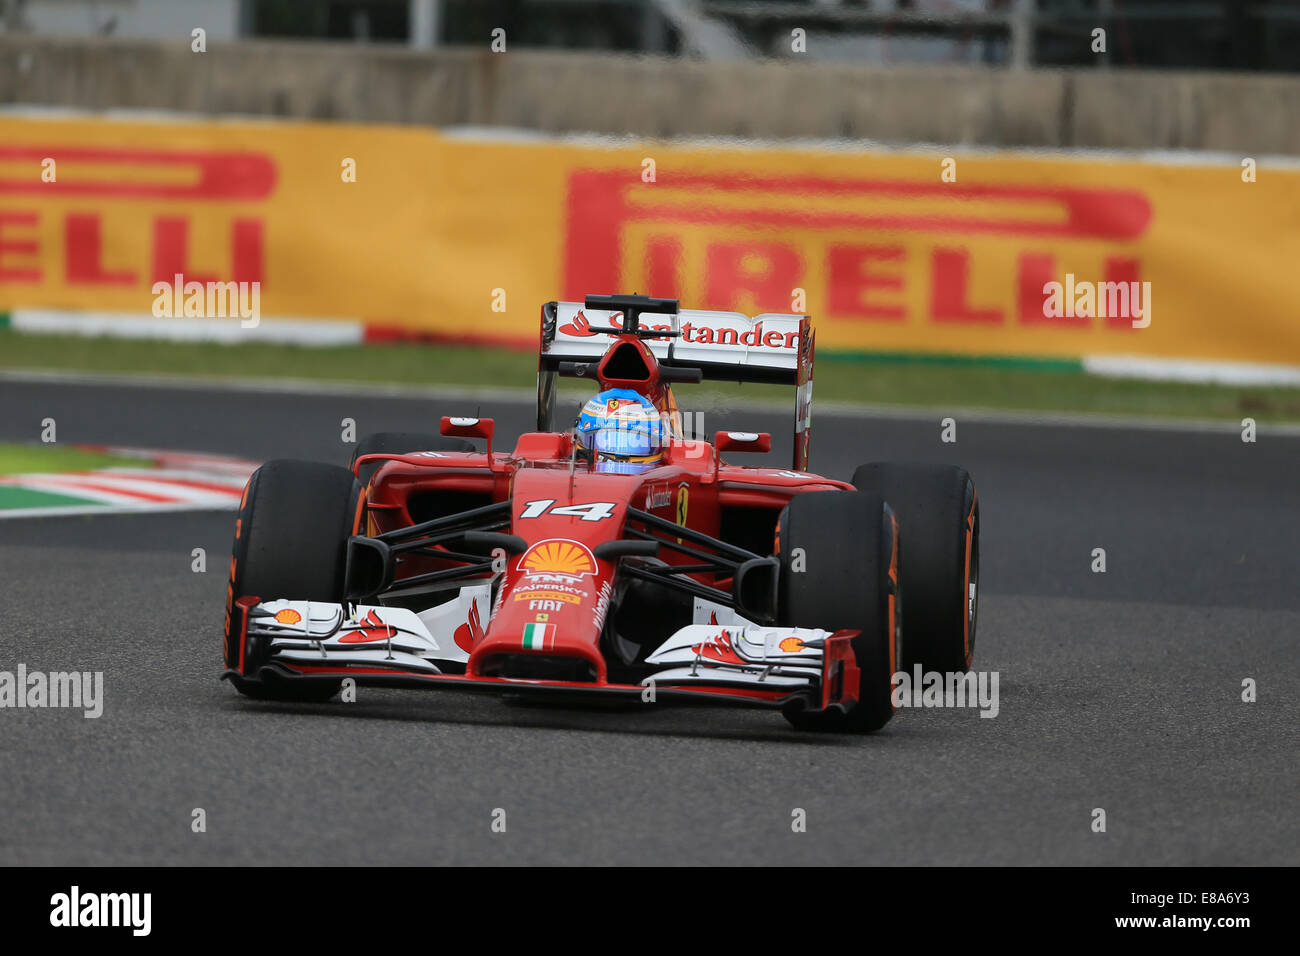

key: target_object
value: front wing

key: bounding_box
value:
[224,597,863,714]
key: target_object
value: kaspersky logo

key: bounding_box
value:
[562,168,1153,329]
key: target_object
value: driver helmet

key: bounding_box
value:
[575,388,666,474]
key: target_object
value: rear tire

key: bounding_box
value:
[350,431,475,486]
[852,463,978,673]
[225,459,363,702]
[775,490,899,733]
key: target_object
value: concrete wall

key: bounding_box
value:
[12,1,240,43]
[2,35,1298,154]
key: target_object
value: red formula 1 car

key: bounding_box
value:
[222,295,979,732]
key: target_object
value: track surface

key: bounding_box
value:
[1,379,1296,865]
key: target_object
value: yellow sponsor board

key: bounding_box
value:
[3,114,1299,365]
[0,117,444,324]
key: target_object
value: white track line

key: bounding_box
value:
[0,501,243,521]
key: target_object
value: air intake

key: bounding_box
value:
[600,341,652,382]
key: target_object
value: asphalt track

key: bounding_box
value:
[1,377,1296,865]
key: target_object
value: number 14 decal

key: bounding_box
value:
[519,499,617,522]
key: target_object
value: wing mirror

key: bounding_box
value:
[715,431,771,455]
[441,416,494,457]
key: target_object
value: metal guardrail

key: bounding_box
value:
[698,0,1300,70]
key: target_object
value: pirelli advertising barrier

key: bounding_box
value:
[2,114,1298,367]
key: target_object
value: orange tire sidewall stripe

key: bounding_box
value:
[228,475,253,662]
[888,510,899,708]
[961,489,977,669]
[351,486,366,535]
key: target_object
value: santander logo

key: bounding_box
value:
[690,629,746,665]
[337,608,395,644]
[559,309,618,337]
[453,600,485,653]
[558,308,800,350]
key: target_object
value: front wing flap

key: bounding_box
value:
[643,624,826,689]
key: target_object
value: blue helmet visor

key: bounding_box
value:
[590,423,658,459]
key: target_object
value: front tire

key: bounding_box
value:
[776,490,900,733]
[852,463,978,673]
[225,459,363,702]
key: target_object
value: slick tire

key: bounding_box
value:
[851,463,979,673]
[350,432,476,487]
[225,459,363,702]
[775,490,900,733]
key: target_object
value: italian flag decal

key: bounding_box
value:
[521,623,555,650]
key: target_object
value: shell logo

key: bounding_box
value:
[518,539,597,577]
[274,608,303,625]
[778,636,806,653]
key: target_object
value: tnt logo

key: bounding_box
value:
[561,169,1153,331]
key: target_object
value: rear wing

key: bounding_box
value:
[537,295,815,470]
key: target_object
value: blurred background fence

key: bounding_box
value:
[7,1,1300,71]
[2,1,1299,384]
[4,1,1300,153]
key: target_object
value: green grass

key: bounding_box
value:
[0,441,147,476]
[3,329,1300,423]
[814,356,1300,422]
[0,329,532,387]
